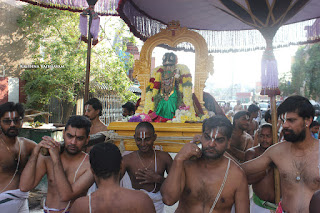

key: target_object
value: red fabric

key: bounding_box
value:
[153,82,160,89]
[276,201,283,213]
[149,77,155,83]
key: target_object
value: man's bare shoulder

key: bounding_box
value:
[156,150,173,161]
[70,196,89,213]
[227,157,247,182]
[19,137,37,154]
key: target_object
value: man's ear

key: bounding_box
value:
[86,135,90,145]
[227,138,231,149]
[305,117,313,128]
[154,133,157,141]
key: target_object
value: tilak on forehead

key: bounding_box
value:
[210,127,220,142]
[85,104,89,112]
[8,111,17,119]
[281,112,287,123]
[139,130,146,139]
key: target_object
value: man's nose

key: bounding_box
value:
[208,139,216,147]
[70,138,76,144]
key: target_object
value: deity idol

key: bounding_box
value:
[144,52,196,122]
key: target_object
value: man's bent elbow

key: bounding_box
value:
[162,194,177,206]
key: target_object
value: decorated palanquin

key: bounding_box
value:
[108,21,214,153]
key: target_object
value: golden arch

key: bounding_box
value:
[133,21,213,113]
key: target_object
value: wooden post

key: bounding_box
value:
[84,10,93,109]
[270,95,281,204]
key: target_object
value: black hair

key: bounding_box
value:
[264,110,271,123]
[277,95,314,119]
[0,102,25,119]
[90,143,122,179]
[85,98,103,116]
[310,121,320,128]
[258,123,272,134]
[122,101,136,114]
[135,121,155,135]
[202,115,233,139]
[65,115,91,137]
[233,111,250,127]
[248,104,260,114]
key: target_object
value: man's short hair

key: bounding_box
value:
[202,115,233,139]
[135,122,155,135]
[310,121,320,128]
[85,98,103,116]
[0,102,25,119]
[277,95,314,119]
[122,101,136,114]
[248,104,260,114]
[90,143,122,179]
[65,115,91,137]
[258,123,272,134]
[233,111,250,127]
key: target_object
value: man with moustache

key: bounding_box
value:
[245,123,276,212]
[84,98,108,134]
[161,115,249,213]
[0,102,36,212]
[241,95,320,213]
[20,115,95,213]
[227,111,254,163]
[120,122,172,213]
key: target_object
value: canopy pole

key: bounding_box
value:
[84,11,93,107]
[270,95,280,204]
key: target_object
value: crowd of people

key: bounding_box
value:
[1,95,320,212]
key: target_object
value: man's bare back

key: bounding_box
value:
[71,186,155,213]
[90,121,108,135]
[176,156,248,213]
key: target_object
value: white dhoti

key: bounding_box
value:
[141,190,165,213]
[0,189,29,213]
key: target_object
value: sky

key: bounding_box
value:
[151,45,298,92]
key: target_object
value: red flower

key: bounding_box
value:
[153,82,160,89]
[150,78,155,83]
[157,68,164,73]
[152,97,154,102]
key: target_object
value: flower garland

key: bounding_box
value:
[144,64,197,122]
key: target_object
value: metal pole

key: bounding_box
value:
[84,11,93,107]
[270,95,281,204]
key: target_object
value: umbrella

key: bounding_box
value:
[19,0,320,203]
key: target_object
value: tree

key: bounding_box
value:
[279,44,320,100]
[18,5,138,123]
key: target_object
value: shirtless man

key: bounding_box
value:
[161,115,249,212]
[20,115,95,213]
[120,122,172,213]
[0,102,36,213]
[244,123,276,212]
[122,101,136,117]
[247,104,260,138]
[84,98,108,134]
[241,95,320,212]
[227,111,254,163]
[233,100,243,113]
[70,142,156,213]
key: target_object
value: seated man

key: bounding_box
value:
[70,143,156,213]
[161,115,249,212]
[20,115,95,213]
[120,122,173,213]
[245,123,276,212]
